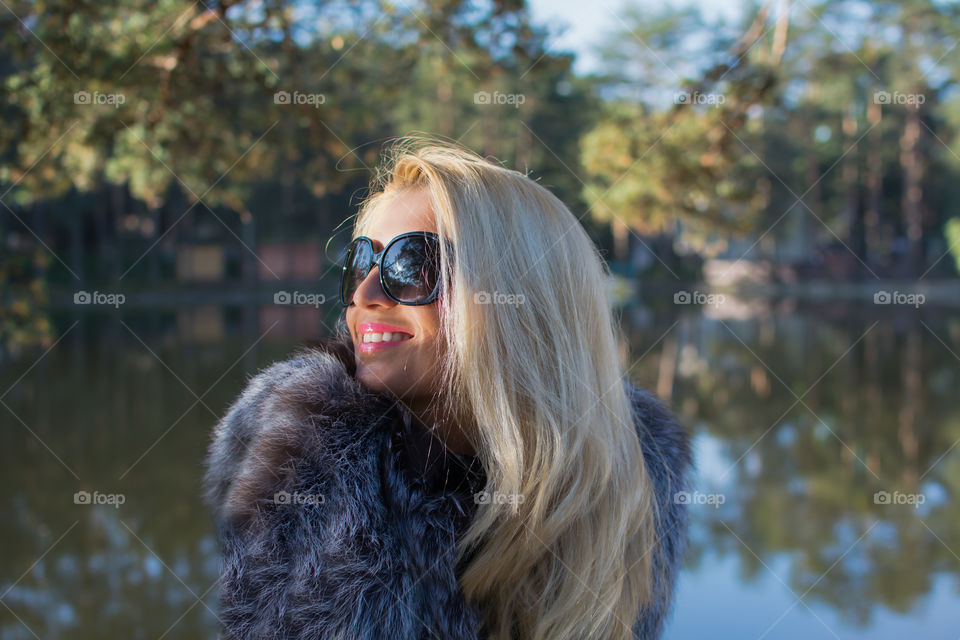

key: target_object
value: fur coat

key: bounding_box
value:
[202,334,693,639]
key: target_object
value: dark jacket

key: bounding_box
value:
[202,334,693,639]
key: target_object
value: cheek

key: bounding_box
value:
[409,313,443,375]
[344,309,356,336]
[423,300,443,333]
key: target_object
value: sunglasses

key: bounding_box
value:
[339,231,444,306]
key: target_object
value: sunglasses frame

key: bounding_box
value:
[339,231,443,307]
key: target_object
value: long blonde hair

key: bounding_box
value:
[350,137,661,640]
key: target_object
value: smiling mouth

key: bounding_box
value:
[357,333,412,353]
[357,322,414,353]
[360,331,413,344]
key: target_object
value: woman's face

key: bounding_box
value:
[345,188,445,402]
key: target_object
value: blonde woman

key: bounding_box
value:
[203,138,693,640]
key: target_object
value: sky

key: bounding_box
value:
[526,0,746,75]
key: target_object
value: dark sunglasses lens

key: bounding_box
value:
[382,236,440,304]
[340,238,374,304]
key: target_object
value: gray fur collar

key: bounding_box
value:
[202,337,693,639]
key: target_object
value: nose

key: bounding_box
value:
[352,265,395,307]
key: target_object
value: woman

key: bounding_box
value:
[203,138,693,640]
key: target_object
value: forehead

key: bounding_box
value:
[364,188,437,245]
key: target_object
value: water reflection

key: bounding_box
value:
[0,299,957,638]
[624,296,960,638]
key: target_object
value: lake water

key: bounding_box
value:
[1,296,958,639]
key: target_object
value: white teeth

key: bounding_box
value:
[362,332,412,343]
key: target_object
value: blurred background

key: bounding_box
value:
[1,0,959,638]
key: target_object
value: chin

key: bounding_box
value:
[356,365,400,396]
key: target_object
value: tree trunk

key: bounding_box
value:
[515,109,533,172]
[612,217,629,265]
[283,154,295,278]
[802,141,818,264]
[242,209,257,284]
[94,185,116,280]
[841,107,862,260]
[801,82,822,266]
[864,97,883,269]
[69,191,85,282]
[148,205,162,284]
[899,103,924,275]
[111,184,126,276]
[656,330,677,403]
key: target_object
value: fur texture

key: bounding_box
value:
[202,339,694,639]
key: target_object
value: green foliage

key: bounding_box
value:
[945,217,960,275]
[3,0,960,296]
[0,247,53,355]
[581,100,766,236]
[582,3,785,255]
[0,0,596,287]
[0,0,591,211]
[582,0,960,271]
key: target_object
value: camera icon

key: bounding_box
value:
[474,291,491,304]
[74,291,91,304]
[474,91,491,105]
[274,291,291,304]
[274,91,291,105]
[673,291,691,304]
[74,91,91,104]
[273,491,291,504]
[873,91,891,104]
[674,91,690,104]
[873,491,891,504]
[74,490,91,504]
[873,291,891,304]
[673,491,691,504]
